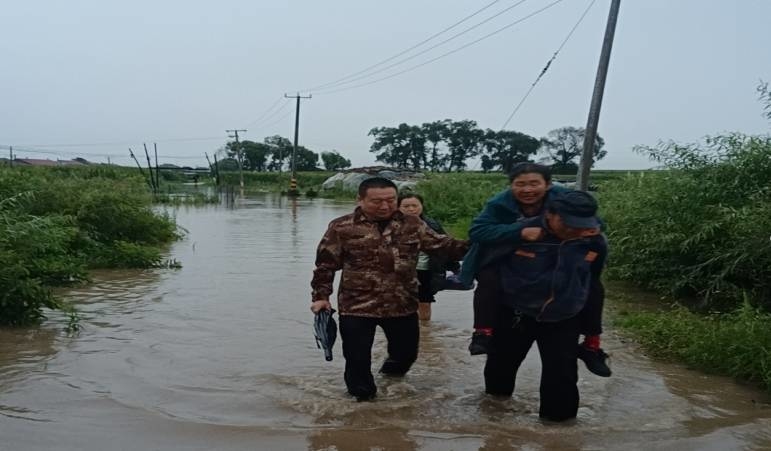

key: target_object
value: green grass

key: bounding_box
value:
[612,292,771,393]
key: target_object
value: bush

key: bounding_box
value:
[600,134,771,310]
[0,166,180,326]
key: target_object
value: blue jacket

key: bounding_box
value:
[459,184,569,285]
[498,216,607,322]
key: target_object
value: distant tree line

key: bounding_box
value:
[369,120,606,173]
[213,122,607,175]
[215,135,351,172]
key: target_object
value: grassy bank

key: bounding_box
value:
[0,165,181,326]
[610,283,771,393]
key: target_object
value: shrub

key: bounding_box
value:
[601,134,771,310]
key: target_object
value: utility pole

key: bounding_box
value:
[9,146,13,168]
[576,0,621,191]
[226,129,247,192]
[284,93,312,196]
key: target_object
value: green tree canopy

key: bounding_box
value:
[480,129,539,173]
[540,126,606,173]
[369,123,426,169]
[321,151,352,171]
[444,120,483,172]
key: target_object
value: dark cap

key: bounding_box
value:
[548,191,600,229]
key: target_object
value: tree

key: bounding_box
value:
[444,120,483,172]
[321,151,352,171]
[421,119,451,171]
[369,124,427,169]
[758,80,771,123]
[540,126,607,173]
[292,146,320,171]
[263,135,293,172]
[226,140,272,171]
[480,129,539,173]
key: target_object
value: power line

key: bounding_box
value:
[313,0,566,96]
[501,0,597,129]
[252,109,294,133]
[302,0,510,93]
[244,99,293,128]
[309,0,531,93]
[242,96,289,127]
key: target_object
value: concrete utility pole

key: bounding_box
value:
[284,93,312,195]
[576,0,621,191]
[226,129,247,192]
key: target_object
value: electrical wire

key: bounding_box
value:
[243,96,290,128]
[300,0,505,93]
[313,0,565,96]
[306,0,530,93]
[500,0,597,129]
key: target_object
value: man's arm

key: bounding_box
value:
[418,223,468,261]
[310,223,343,311]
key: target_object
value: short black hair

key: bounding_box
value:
[397,192,424,207]
[507,162,552,184]
[358,176,398,198]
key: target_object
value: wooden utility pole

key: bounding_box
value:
[129,148,153,191]
[154,143,160,193]
[576,0,621,191]
[284,93,312,195]
[143,143,157,194]
[226,129,247,192]
[9,146,13,168]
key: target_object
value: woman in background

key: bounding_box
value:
[398,193,460,321]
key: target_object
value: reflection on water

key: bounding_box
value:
[1,193,770,450]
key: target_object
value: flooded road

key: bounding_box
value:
[1,193,770,450]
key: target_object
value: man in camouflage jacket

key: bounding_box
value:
[311,177,467,401]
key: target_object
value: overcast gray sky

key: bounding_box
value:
[2,0,769,169]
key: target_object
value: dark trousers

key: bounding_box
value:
[473,265,604,336]
[484,307,581,421]
[339,313,419,398]
[472,265,501,329]
[417,269,436,303]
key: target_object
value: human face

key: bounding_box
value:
[545,212,573,240]
[399,197,423,217]
[511,172,550,207]
[358,187,398,220]
[545,212,597,240]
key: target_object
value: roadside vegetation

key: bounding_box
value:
[600,133,771,392]
[0,165,180,326]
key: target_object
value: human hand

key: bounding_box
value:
[521,227,545,242]
[311,300,332,313]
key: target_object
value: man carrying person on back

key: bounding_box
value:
[310,177,468,401]
[484,190,608,421]
[459,163,610,377]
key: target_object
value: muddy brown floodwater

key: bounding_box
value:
[1,193,770,450]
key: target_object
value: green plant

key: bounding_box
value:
[600,134,771,310]
[615,295,771,393]
[0,166,181,326]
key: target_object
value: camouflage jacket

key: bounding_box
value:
[311,208,468,318]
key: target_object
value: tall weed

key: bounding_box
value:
[601,134,771,310]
